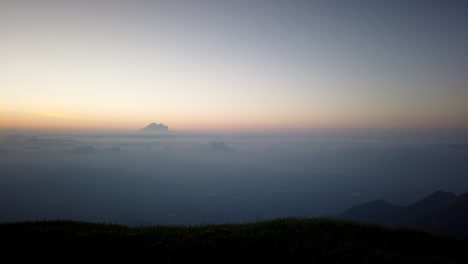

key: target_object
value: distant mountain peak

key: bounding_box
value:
[140,122,169,133]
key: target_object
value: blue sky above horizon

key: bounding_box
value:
[1,0,467,132]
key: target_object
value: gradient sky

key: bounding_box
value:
[1,0,467,132]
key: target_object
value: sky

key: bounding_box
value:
[1,0,468,132]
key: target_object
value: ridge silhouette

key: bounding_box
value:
[339,190,468,238]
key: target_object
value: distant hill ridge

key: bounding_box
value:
[339,190,468,238]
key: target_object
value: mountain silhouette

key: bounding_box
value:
[338,190,468,238]
[338,199,401,226]
[140,122,169,133]
[425,192,468,237]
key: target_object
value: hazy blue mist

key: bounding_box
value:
[1,130,467,225]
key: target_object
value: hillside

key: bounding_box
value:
[339,191,468,238]
[1,218,467,263]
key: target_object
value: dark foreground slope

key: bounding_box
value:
[1,218,467,263]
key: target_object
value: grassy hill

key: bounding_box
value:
[1,218,467,263]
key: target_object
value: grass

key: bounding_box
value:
[1,218,467,263]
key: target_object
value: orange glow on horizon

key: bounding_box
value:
[2,108,467,133]
[29,111,74,118]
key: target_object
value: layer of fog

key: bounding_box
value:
[1,130,467,225]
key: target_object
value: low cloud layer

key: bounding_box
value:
[1,130,467,225]
[72,145,95,154]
